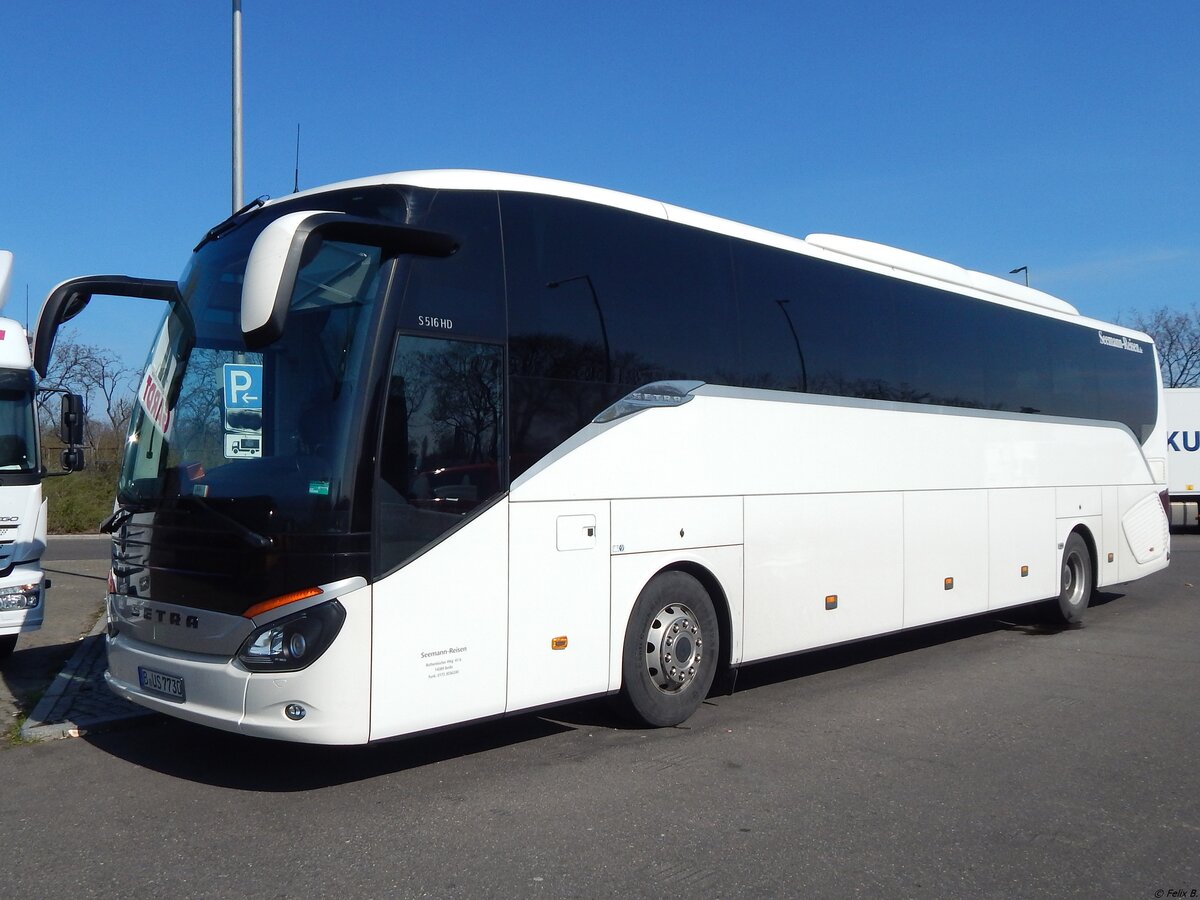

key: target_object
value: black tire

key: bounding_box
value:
[1048,532,1093,625]
[620,570,720,727]
[0,633,17,663]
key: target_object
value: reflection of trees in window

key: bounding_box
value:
[509,334,607,456]
[167,348,226,469]
[388,353,430,445]
[428,345,502,464]
[805,374,1004,410]
[546,275,611,383]
[404,342,502,469]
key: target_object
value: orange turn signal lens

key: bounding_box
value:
[243,587,322,619]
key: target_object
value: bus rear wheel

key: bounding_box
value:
[620,571,720,727]
[1048,532,1092,625]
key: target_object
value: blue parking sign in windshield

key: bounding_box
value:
[223,364,262,411]
[223,363,264,454]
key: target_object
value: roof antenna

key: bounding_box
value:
[293,123,301,193]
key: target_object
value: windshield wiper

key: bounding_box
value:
[174,494,274,549]
[103,494,273,550]
[193,195,269,252]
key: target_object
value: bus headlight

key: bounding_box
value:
[237,599,346,672]
[0,583,41,611]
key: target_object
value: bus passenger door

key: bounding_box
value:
[507,500,611,712]
[369,334,510,740]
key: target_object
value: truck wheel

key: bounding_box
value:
[0,634,17,662]
[620,571,720,727]
[1048,532,1092,625]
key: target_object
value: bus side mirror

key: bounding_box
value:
[240,211,458,349]
[59,392,86,471]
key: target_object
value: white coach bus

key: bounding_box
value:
[35,171,1169,744]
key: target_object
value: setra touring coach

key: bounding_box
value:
[34,171,1169,743]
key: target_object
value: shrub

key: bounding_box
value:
[42,464,120,534]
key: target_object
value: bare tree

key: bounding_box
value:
[37,330,138,466]
[1127,306,1200,388]
[78,348,137,437]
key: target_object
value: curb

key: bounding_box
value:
[20,615,154,742]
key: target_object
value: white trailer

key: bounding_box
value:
[0,251,48,659]
[1165,387,1200,527]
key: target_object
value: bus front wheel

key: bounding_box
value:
[620,571,720,727]
[1049,532,1093,626]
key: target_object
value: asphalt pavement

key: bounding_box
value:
[0,534,115,735]
[1,533,152,739]
[0,533,1196,897]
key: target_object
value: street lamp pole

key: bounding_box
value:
[1009,266,1028,287]
[232,0,244,213]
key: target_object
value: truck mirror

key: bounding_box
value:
[60,392,85,447]
[60,447,85,472]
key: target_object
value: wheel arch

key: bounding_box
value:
[1046,523,1099,627]
[1066,522,1100,587]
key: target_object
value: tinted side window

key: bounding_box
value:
[734,242,906,399]
[1073,328,1158,441]
[375,335,505,574]
[396,190,505,342]
[733,238,1158,437]
[502,194,738,476]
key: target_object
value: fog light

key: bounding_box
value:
[0,583,40,611]
[285,704,307,721]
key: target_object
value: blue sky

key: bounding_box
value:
[1,1,1197,375]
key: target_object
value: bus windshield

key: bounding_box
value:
[118,219,387,538]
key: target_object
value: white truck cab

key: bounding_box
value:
[0,251,49,659]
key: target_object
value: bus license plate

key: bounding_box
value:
[138,666,186,703]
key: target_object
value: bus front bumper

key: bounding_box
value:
[105,627,371,744]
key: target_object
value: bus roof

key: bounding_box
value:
[276,169,1086,320]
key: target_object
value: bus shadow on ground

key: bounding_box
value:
[1,639,84,714]
[84,710,579,792]
[82,591,1125,790]
[556,590,1127,723]
[715,592,1125,696]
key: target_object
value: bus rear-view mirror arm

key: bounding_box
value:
[241,211,458,350]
